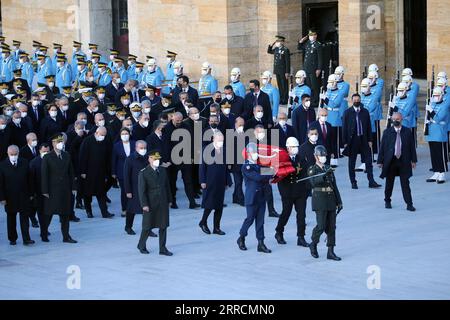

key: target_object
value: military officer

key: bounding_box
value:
[308,145,342,261]
[12,40,21,62]
[135,61,145,84]
[291,70,311,110]
[388,82,416,142]
[360,77,381,151]
[1,44,14,83]
[51,43,63,74]
[18,52,34,86]
[198,62,218,97]
[267,35,291,105]
[74,59,88,84]
[108,49,120,71]
[87,43,99,62]
[55,56,72,92]
[237,142,274,253]
[298,29,323,108]
[162,50,177,95]
[137,150,173,256]
[401,72,419,146]
[97,62,112,87]
[260,70,280,121]
[114,57,129,84]
[89,52,102,79]
[230,67,246,98]
[71,41,86,76]
[36,53,52,86]
[127,54,138,80]
[367,70,384,159]
[142,58,164,88]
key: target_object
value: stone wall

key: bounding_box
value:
[427,0,450,79]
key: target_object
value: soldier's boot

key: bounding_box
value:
[327,247,341,261]
[275,232,287,245]
[237,236,247,251]
[257,240,272,253]
[297,236,310,247]
[309,242,319,259]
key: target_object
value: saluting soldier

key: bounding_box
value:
[267,35,291,105]
[18,51,34,87]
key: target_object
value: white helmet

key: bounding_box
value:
[368,71,378,80]
[368,64,379,72]
[295,70,306,78]
[231,67,241,76]
[361,78,371,88]
[147,58,156,66]
[261,70,272,79]
[201,61,211,70]
[173,61,183,69]
[397,82,408,96]
[401,75,413,84]
[334,66,345,75]
[437,71,448,80]
[436,77,447,87]
[402,68,413,77]
[286,136,300,148]
[327,74,338,85]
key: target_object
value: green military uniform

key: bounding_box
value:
[137,159,172,254]
[307,163,342,248]
[267,35,291,105]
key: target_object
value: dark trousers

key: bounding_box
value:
[232,171,244,203]
[28,210,38,224]
[84,194,108,217]
[6,211,31,242]
[192,163,201,194]
[429,141,449,172]
[168,164,195,205]
[76,177,84,204]
[384,157,413,206]
[275,196,307,237]
[125,212,135,229]
[311,210,336,247]
[276,73,289,105]
[240,200,266,240]
[263,183,276,212]
[305,71,320,108]
[118,178,128,211]
[41,214,70,240]
[331,126,343,157]
[200,208,223,230]
[348,136,374,183]
[138,211,167,251]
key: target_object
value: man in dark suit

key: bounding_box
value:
[115,80,137,108]
[291,94,316,144]
[244,105,271,131]
[272,112,295,148]
[28,94,45,135]
[310,108,336,164]
[0,116,11,161]
[171,75,199,107]
[105,72,124,102]
[222,85,244,118]
[19,132,39,161]
[242,80,273,127]
[8,110,31,148]
[342,94,381,189]
[377,112,417,211]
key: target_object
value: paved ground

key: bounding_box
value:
[0,146,449,300]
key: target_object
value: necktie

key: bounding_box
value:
[134,91,139,102]
[34,108,38,121]
[322,123,327,141]
[395,130,402,159]
[32,148,36,156]
[356,110,362,136]
[13,162,17,167]
[253,93,258,106]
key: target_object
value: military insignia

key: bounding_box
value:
[246,165,250,170]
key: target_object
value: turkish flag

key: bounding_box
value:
[242,144,296,183]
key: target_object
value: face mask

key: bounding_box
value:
[114,78,121,84]
[126,125,133,131]
[319,156,327,164]
[304,101,311,108]
[278,120,286,127]
[327,83,334,89]
[191,113,200,121]
[353,102,361,108]
[48,82,55,88]
[141,120,149,128]
[320,116,327,122]
[137,149,147,156]
[80,119,87,126]
[1,89,8,95]
[21,112,28,118]
[96,135,105,142]
[9,155,18,162]
[397,91,405,98]
[275,42,281,48]
[256,111,263,119]
[257,132,265,141]
[167,57,173,64]
[30,140,38,147]
[122,99,130,106]
[153,159,160,167]
[97,120,105,127]
[2,53,7,59]
[0,124,6,130]
[32,100,40,107]
[251,153,259,161]
[309,134,318,143]
[49,111,58,117]
[110,55,115,61]
[92,106,99,113]
[393,120,401,127]
[145,91,152,97]
[309,36,315,42]
[143,107,151,114]
[362,87,370,94]
[98,93,105,100]
[215,141,224,149]
[61,105,69,112]
[262,79,268,85]
[87,77,94,82]
[40,152,48,159]
[99,68,106,73]
[230,75,237,82]
[56,142,64,151]
[118,116,125,121]
[40,95,46,101]
[295,78,303,85]
[290,147,299,155]
[201,70,208,76]
[57,62,63,68]
[236,126,244,133]
[75,129,84,136]
[432,96,440,103]
[127,61,134,66]
[225,94,233,100]
[222,108,231,115]
[174,68,180,75]
[121,134,130,142]
[210,123,218,129]
[132,112,141,118]
[77,66,84,71]
[19,59,26,64]
[6,110,13,117]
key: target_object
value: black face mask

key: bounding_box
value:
[249,88,255,93]
[393,120,401,127]
[215,98,222,103]
[210,123,218,129]
[353,102,361,108]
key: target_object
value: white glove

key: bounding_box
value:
[319,93,327,100]
[272,116,277,123]
[426,104,433,112]
[289,91,296,98]
[388,101,394,109]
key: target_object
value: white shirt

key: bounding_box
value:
[123,142,131,157]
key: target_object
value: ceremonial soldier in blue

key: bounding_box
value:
[360,77,381,144]
[97,62,112,87]
[36,54,52,87]
[114,57,128,84]
[71,41,86,76]
[401,73,420,147]
[87,43,100,62]
[108,49,119,71]
[260,70,280,120]
[291,70,311,110]
[162,50,177,95]
[389,82,416,138]
[51,43,63,75]
[237,143,274,253]
[31,40,42,69]
[142,58,164,87]
[170,61,184,91]
[1,45,15,83]
[334,66,350,122]
[89,52,102,79]
[267,35,290,105]
[74,59,88,84]
[367,70,384,156]
[55,56,72,92]
[134,62,145,84]
[12,40,21,62]
[321,74,346,167]
[17,52,34,87]
[230,67,246,98]
[198,62,218,97]
[425,87,449,184]
[126,54,138,80]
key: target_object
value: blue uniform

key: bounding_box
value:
[336,80,350,119]
[36,61,52,84]
[90,62,100,79]
[127,63,136,80]
[135,70,144,84]
[56,64,73,92]
[74,68,88,83]
[1,56,15,82]
[116,66,128,84]
[198,74,218,96]
[162,61,175,95]
[71,51,86,75]
[142,70,164,87]
[239,160,272,240]
[97,71,112,87]
[324,87,346,127]
[20,62,34,86]
[292,84,311,110]
[361,91,381,133]
[231,81,246,98]
[426,98,450,142]
[394,95,416,128]
[12,49,21,63]
[261,83,280,118]
[372,78,384,120]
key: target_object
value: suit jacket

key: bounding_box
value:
[342,107,372,148]
[377,126,417,179]
[0,157,31,212]
[310,120,336,157]
[220,95,244,118]
[112,140,136,181]
[146,132,164,154]
[291,106,316,144]
[242,90,273,126]
[272,123,295,148]
[7,121,31,148]
[105,82,124,102]
[27,104,45,134]
[172,86,199,107]
[20,145,38,161]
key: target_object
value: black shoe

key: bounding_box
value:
[121,211,126,217]
[351,182,358,189]
[309,243,319,258]
[355,167,364,172]
[125,228,136,235]
[106,196,112,204]
[41,236,49,242]
[103,213,115,219]
[327,247,341,261]
[9,240,17,246]
[189,203,201,209]
[47,231,51,236]
[70,215,80,222]
[237,236,247,251]
[75,202,85,210]
[297,236,310,247]
[31,220,39,228]
[369,181,382,188]
[407,204,416,212]
[159,248,173,256]
[63,237,77,243]
[213,229,226,235]
[269,210,280,218]
[223,203,228,207]
[138,246,149,254]
[275,232,287,245]
[149,230,158,237]
[23,240,35,245]
[170,202,178,209]
[385,201,392,209]
[86,211,94,218]
[199,223,211,234]
[257,240,272,253]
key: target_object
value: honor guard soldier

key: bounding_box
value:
[10,69,31,99]
[425,86,449,184]
[170,61,184,90]
[389,82,416,142]
[55,55,72,92]
[114,57,128,84]
[143,58,164,88]
[267,35,290,105]
[401,73,419,146]
[12,40,21,62]
[71,41,86,75]
[230,67,246,98]
[308,145,342,261]
[291,70,311,110]
[31,40,41,68]
[334,66,350,122]
[1,44,14,82]
[198,62,218,97]
[87,43,99,61]
[360,77,381,156]
[51,43,63,74]
[75,58,88,84]
[97,62,111,87]
[367,70,384,158]
[127,54,138,80]
[237,142,274,253]
[36,53,52,86]
[260,70,280,121]
[18,51,34,86]
[321,74,346,167]
[134,61,145,84]
[108,49,119,71]
[89,52,102,79]
[298,29,323,108]
[162,50,177,95]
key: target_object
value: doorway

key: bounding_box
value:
[112,0,129,56]
[404,0,426,79]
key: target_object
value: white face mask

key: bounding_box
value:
[397,91,405,98]
[114,78,121,84]
[278,120,286,127]
[87,77,94,82]
[296,78,303,85]
[75,129,84,136]
[137,149,147,156]
[327,83,335,90]
[98,93,105,100]
[225,94,233,100]
[256,111,263,119]
[97,120,105,127]
[153,159,160,168]
[49,110,58,118]
[9,155,18,162]
[1,89,8,95]
[320,116,327,122]
[110,55,115,61]
[123,99,130,106]
[39,95,47,101]
[6,110,13,117]
[275,42,281,48]
[250,153,259,161]
[48,82,55,88]
[108,111,116,116]
[290,147,299,155]
[0,124,6,130]
[30,140,38,147]
[77,65,84,71]
[309,36,316,42]
[40,152,48,159]
[32,100,40,107]
[236,126,244,133]
[230,75,237,82]
[173,68,180,75]
[121,134,130,142]
[21,112,28,118]
[201,69,208,76]
[141,120,149,128]
[319,156,327,164]
[96,135,105,142]
[432,96,441,103]
[56,142,64,151]
[309,134,318,143]
[222,108,231,115]
[145,91,152,97]
[126,125,133,131]
[256,132,265,141]
[304,101,311,108]
[362,87,370,94]
[191,113,200,121]
[132,112,141,118]
[19,59,26,64]
[57,62,64,68]
[262,79,268,85]
[92,106,99,113]
[128,60,134,66]
[61,105,69,111]
[143,107,151,114]
[118,116,125,121]
[136,68,142,73]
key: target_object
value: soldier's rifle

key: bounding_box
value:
[386,80,396,129]
[287,74,295,118]
[355,76,359,94]
[318,70,325,109]
[424,65,435,136]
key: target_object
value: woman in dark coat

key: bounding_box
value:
[198,134,232,235]
[39,104,64,144]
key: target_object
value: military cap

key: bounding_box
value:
[53,43,62,49]
[12,40,21,46]
[13,69,22,75]
[129,102,141,111]
[166,50,177,57]
[109,49,119,55]
[0,36,5,42]
[128,54,137,60]
[56,52,67,58]
[145,85,157,91]
[148,150,162,159]
[116,109,127,116]
[1,45,11,53]
[95,86,106,93]
[37,83,48,89]
[39,45,48,51]
[0,82,9,89]
[114,57,124,63]
[308,29,318,36]
[75,53,85,59]
[50,133,64,143]
[73,41,82,47]
[16,88,26,95]
[32,40,41,47]
[37,53,46,60]
[77,59,86,65]
[91,52,101,59]
[136,61,144,68]
[146,55,154,60]
[78,87,93,94]
[106,103,118,111]
[88,43,98,49]
[62,86,72,93]
[98,61,107,67]
[275,35,286,41]
[45,75,55,81]
[18,51,29,58]
[57,57,67,63]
